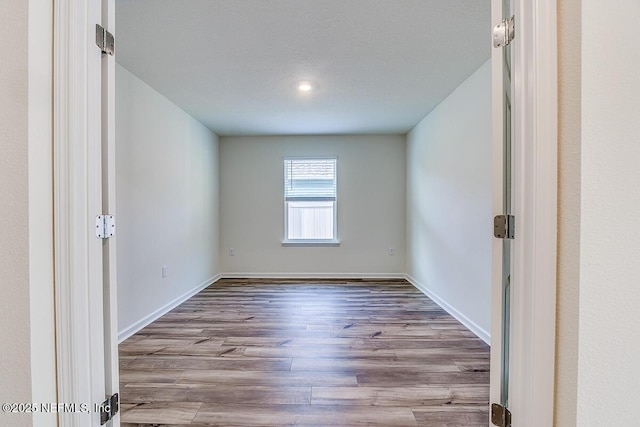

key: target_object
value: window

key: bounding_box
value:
[284,157,338,244]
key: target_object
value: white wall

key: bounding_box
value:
[406,61,492,341]
[116,64,220,339]
[576,0,640,424]
[220,135,405,276]
[0,2,33,425]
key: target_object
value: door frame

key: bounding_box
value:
[51,1,558,427]
[53,0,117,425]
[489,0,558,426]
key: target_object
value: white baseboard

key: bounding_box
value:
[220,272,406,280]
[404,274,490,345]
[118,273,222,343]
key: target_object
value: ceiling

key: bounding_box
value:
[115,1,490,136]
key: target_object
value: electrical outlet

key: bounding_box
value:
[162,266,167,278]
[229,248,235,256]
[388,247,395,256]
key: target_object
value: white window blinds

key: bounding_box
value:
[284,158,337,201]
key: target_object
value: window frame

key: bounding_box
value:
[282,156,339,246]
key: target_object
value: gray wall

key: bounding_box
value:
[220,135,406,276]
[405,61,492,341]
[116,64,221,339]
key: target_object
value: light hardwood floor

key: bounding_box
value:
[119,279,490,426]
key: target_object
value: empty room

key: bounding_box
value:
[114,1,492,426]
[13,0,640,426]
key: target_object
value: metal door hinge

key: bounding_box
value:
[96,215,116,239]
[493,16,515,48]
[491,403,512,427]
[494,215,515,239]
[96,24,115,55]
[99,393,119,425]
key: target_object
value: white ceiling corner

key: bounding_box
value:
[115,0,490,136]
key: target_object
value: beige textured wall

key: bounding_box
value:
[576,0,640,424]
[0,1,33,426]
[556,1,640,424]
[555,0,581,425]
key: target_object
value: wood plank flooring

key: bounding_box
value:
[119,279,490,426]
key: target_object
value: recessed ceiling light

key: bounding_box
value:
[297,81,314,92]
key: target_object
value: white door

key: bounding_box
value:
[490,0,515,425]
[87,0,120,426]
[99,0,120,425]
[78,0,112,424]
[54,0,120,423]
[71,0,119,424]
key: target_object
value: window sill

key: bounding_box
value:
[281,240,341,247]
